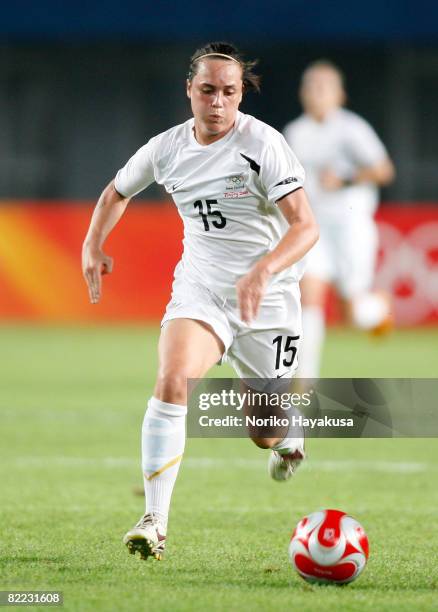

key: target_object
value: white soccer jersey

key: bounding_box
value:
[115,111,305,298]
[283,108,387,221]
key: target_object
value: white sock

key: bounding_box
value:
[297,305,325,379]
[142,396,187,530]
[272,435,304,456]
[272,406,305,455]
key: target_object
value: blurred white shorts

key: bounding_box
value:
[161,276,302,379]
[304,216,378,299]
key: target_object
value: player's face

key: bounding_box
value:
[300,68,345,120]
[187,59,243,143]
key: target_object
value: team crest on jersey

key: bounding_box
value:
[224,174,249,198]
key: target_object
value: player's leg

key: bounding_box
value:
[154,318,224,404]
[296,233,333,380]
[337,218,392,334]
[226,287,305,480]
[298,274,329,379]
[124,318,224,560]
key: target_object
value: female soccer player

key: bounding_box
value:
[82,42,318,561]
[283,60,395,379]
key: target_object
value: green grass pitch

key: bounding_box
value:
[1,325,438,611]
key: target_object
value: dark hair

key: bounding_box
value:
[188,41,260,93]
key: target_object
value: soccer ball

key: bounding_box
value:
[289,509,369,584]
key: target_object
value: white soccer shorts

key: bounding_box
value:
[304,216,378,299]
[161,276,302,379]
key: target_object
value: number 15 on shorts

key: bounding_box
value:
[272,335,300,373]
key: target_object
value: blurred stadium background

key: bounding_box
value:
[1,0,438,326]
[1,3,438,610]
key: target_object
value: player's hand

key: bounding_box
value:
[320,168,344,191]
[236,263,270,324]
[82,243,113,304]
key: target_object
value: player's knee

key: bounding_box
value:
[250,436,282,449]
[154,367,194,404]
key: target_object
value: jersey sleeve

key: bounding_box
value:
[114,137,157,198]
[259,133,305,204]
[346,116,388,168]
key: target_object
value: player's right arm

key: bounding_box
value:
[82,137,158,304]
[82,180,130,304]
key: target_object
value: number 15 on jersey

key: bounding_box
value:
[194,200,227,232]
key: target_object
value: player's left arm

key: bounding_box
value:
[236,187,318,323]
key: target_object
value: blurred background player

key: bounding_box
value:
[283,60,395,379]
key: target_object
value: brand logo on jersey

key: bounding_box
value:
[224,174,249,199]
[275,176,299,186]
[276,370,289,378]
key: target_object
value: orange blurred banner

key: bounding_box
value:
[0,202,182,322]
[0,202,437,324]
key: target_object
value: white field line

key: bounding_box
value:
[187,458,430,473]
[3,456,431,473]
